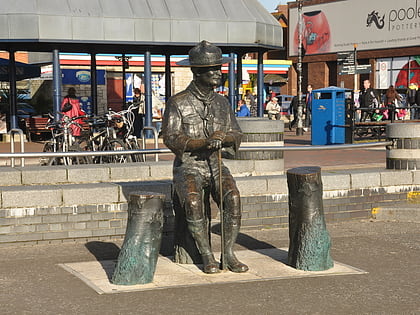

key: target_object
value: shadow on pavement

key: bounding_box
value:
[85,241,120,280]
[211,223,287,261]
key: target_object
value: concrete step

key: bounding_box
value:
[373,203,420,222]
[0,159,284,187]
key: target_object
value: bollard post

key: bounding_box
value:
[286,166,333,271]
[112,192,164,285]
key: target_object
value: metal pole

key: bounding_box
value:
[8,50,18,130]
[236,53,243,107]
[218,149,226,270]
[353,44,358,92]
[257,51,264,117]
[52,49,62,122]
[165,53,172,102]
[122,53,127,108]
[90,53,97,115]
[228,53,236,111]
[296,0,304,136]
[144,51,153,136]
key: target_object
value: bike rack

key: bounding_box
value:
[140,126,159,162]
[9,128,25,167]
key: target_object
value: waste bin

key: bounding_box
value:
[311,86,347,145]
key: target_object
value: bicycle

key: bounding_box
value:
[40,114,91,166]
[102,105,143,163]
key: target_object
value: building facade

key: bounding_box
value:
[284,0,420,96]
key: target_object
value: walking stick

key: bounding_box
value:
[218,148,226,270]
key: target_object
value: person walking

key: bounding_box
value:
[288,95,299,130]
[359,80,380,122]
[132,88,145,138]
[304,84,313,131]
[61,87,85,137]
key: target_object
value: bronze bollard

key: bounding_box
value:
[286,166,333,271]
[112,192,164,285]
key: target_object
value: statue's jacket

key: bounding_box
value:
[162,82,242,185]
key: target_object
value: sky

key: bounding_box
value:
[257,0,288,12]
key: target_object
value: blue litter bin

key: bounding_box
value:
[311,86,347,145]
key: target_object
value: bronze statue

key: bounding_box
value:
[161,40,248,274]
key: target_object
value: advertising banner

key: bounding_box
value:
[289,0,420,56]
[62,69,106,85]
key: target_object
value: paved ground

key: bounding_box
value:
[0,220,418,314]
[1,129,417,315]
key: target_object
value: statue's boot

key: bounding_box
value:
[221,215,249,273]
[187,219,220,274]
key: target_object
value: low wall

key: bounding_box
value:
[0,162,419,246]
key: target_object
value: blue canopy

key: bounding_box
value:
[0,58,41,81]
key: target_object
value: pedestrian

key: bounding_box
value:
[132,88,145,138]
[245,90,257,117]
[236,99,251,117]
[161,40,248,274]
[266,97,281,120]
[359,79,380,122]
[384,85,405,120]
[407,83,418,120]
[61,87,85,137]
[289,95,299,130]
[304,84,313,131]
[152,91,164,135]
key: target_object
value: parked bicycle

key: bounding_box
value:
[40,114,91,166]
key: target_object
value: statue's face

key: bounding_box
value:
[193,66,222,88]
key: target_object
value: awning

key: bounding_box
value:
[0,0,283,54]
[0,58,41,81]
[264,74,288,84]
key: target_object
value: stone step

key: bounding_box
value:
[373,203,420,222]
[0,159,284,187]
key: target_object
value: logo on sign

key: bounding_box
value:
[366,11,385,29]
[76,70,91,83]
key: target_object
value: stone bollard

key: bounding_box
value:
[386,123,420,170]
[286,166,333,271]
[112,192,165,285]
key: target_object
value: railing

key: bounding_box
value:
[0,141,391,167]
[347,104,420,142]
[9,128,25,167]
[140,126,159,162]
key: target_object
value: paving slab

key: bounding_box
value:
[59,248,367,295]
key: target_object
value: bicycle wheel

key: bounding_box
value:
[40,141,60,166]
[127,138,144,162]
[101,138,132,163]
[68,141,93,165]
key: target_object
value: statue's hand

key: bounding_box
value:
[206,139,222,150]
[209,130,226,142]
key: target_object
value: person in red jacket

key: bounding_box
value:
[61,87,86,137]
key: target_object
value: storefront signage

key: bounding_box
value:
[62,69,106,85]
[289,0,420,56]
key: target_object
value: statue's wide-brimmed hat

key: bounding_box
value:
[176,40,234,67]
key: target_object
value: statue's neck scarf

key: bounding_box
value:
[187,81,216,137]
[187,81,215,107]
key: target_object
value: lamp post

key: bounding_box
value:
[115,55,131,108]
[296,0,304,136]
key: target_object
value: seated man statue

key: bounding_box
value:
[161,40,248,274]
